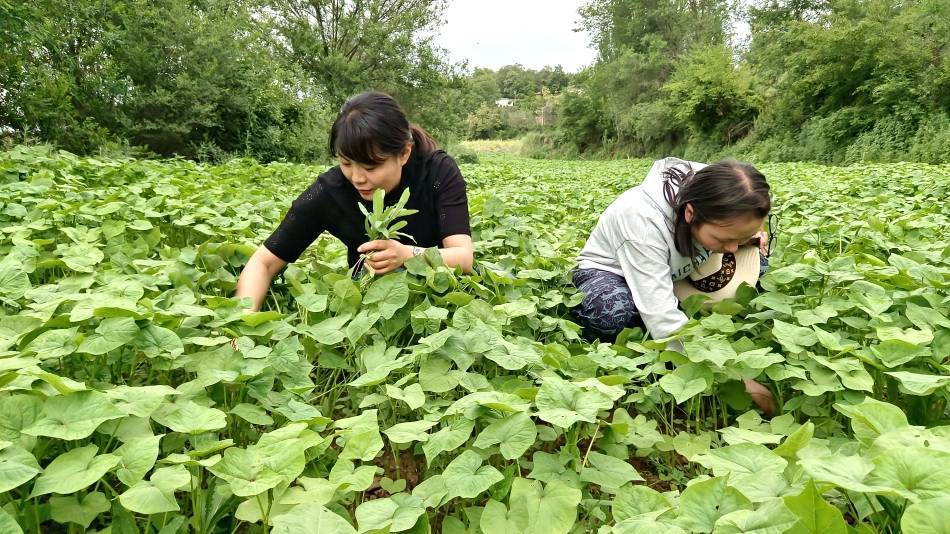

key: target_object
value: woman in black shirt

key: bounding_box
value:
[235,92,473,311]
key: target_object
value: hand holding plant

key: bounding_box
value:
[351,188,418,278]
[358,239,413,275]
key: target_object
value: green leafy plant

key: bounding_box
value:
[351,188,418,279]
[0,145,947,533]
[359,188,418,242]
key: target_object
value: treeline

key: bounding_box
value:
[546,0,950,163]
[3,1,947,164]
[463,65,573,140]
[0,0,478,162]
[0,0,575,162]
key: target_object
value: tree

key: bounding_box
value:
[263,0,476,144]
[105,0,328,160]
[0,0,459,161]
[0,2,42,140]
[555,71,613,153]
[745,0,950,161]
[496,64,536,99]
[465,103,504,139]
[267,0,449,107]
[0,0,119,152]
[468,68,502,105]
[555,0,734,154]
[536,65,572,94]
[663,44,758,144]
[579,0,732,60]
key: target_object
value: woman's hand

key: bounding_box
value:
[746,230,769,256]
[234,246,287,312]
[358,240,413,275]
[744,378,776,417]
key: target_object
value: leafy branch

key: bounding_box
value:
[358,188,418,241]
[351,188,418,278]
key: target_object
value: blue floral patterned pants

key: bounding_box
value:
[571,269,645,342]
[572,254,769,342]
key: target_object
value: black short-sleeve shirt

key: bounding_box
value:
[264,149,471,266]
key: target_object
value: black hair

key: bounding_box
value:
[662,159,771,258]
[329,91,438,165]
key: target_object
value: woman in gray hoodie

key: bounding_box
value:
[573,157,774,411]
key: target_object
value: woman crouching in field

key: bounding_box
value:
[234,91,474,311]
[572,157,776,414]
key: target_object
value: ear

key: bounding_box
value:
[398,143,413,167]
[684,203,694,224]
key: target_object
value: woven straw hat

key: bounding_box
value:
[673,245,761,303]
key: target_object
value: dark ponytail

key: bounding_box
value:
[409,124,438,156]
[329,91,438,165]
[663,160,771,258]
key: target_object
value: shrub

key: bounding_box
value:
[465,104,505,140]
[844,115,916,163]
[908,113,950,164]
[447,143,479,164]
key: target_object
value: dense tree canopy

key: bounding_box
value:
[0,0,333,160]
[1,0,946,163]
[0,0,472,161]
[552,0,950,163]
[267,0,448,104]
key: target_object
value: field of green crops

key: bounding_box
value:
[1,145,948,533]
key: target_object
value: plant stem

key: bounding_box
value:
[99,477,119,497]
[581,420,601,468]
[392,442,402,480]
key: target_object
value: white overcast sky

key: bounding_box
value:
[433,0,596,72]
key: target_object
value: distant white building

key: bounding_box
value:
[495,98,514,108]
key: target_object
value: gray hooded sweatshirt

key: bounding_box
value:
[577,157,711,340]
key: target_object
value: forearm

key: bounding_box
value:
[362,239,473,276]
[437,246,473,273]
[235,262,272,312]
[616,240,687,339]
[235,258,277,312]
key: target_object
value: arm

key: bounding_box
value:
[616,237,775,413]
[242,173,329,311]
[438,233,474,273]
[234,245,288,312]
[614,239,688,340]
[360,152,474,275]
[358,233,474,275]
